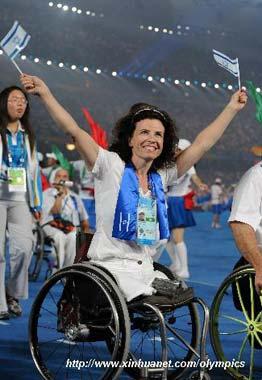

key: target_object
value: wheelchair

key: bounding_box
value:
[29,233,210,380]
[210,262,262,380]
[29,222,59,281]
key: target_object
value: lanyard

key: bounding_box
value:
[6,131,25,168]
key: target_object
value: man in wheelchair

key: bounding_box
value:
[229,161,262,349]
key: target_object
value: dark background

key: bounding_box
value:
[1,0,262,184]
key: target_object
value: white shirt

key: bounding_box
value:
[211,183,223,205]
[228,161,262,248]
[89,148,178,262]
[41,188,88,226]
[167,166,196,196]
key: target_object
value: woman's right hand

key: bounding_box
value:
[20,74,50,97]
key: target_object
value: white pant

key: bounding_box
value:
[92,255,167,302]
[43,225,76,269]
[0,200,33,312]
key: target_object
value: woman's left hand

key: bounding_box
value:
[228,89,248,111]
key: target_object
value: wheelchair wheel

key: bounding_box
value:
[29,222,45,281]
[210,265,262,380]
[126,263,200,379]
[29,264,131,380]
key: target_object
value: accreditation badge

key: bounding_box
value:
[137,195,157,245]
[8,167,27,192]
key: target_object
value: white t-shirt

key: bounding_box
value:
[88,148,178,301]
[228,161,262,248]
[167,166,196,197]
[89,148,177,261]
[211,184,223,205]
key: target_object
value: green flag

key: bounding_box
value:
[51,145,74,179]
[246,80,262,124]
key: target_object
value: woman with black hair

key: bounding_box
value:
[0,86,42,319]
[21,74,247,302]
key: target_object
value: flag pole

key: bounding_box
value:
[237,58,241,90]
[11,59,23,75]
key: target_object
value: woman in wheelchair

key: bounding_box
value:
[20,74,247,302]
[21,75,249,380]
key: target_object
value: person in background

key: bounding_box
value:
[42,152,59,182]
[0,85,42,320]
[156,139,208,279]
[210,177,224,228]
[41,167,89,269]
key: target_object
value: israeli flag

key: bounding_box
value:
[213,49,239,77]
[0,21,31,60]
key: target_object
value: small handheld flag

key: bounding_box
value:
[212,49,241,90]
[0,21,31,74]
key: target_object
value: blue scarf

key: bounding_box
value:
[112,163,170,242]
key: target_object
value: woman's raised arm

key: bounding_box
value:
[20,74,99,169]
[176,90,248,178]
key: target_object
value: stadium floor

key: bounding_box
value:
[0,211,261,379]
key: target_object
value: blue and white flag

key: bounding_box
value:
[212,49,239,78]
[0,21,31,60]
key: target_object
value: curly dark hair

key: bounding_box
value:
[109,102,178,171]
[0,86,35,157]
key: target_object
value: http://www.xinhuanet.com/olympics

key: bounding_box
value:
[65,358,246,371]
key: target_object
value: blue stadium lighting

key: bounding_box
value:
[142,74,147,79]
[193,80,199,85]
[222,83,227,88]
[134,73,139,78]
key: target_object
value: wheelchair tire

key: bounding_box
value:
[29,264,131,380]
[210,265,262,380]
[29,223,45,281]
